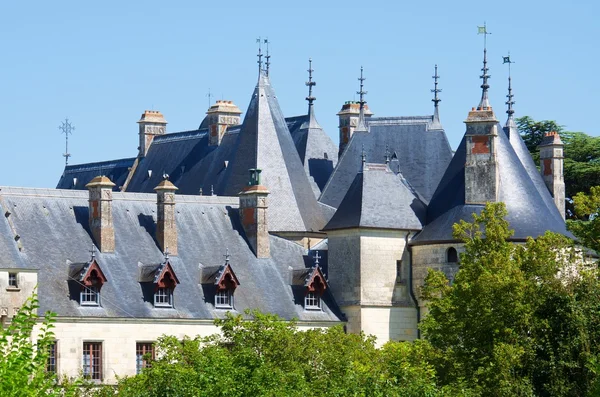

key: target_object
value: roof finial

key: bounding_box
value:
[264,38,271,76]
[432,65,442,123]
[503,53,515,126]
[385,143,390,164]
[211,185,215,196]
[206,88,213,110]
[477,23,492,110]
[313,251,321,266]
[356,66,368,130]
[256,37,263,75]
[89,244,96,260]
[306,58,316,115]
[360,144,366,172]
[59,118,75,166]
[164,247,170,262]
[224,248,230,265]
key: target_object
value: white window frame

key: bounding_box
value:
[80,286,100,306]
[215,289,234,309]
[8,272,18,288]
[304,292,321,311]
[154,287,173,308]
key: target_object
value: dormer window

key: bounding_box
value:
[69,254,107,307]
[200,252,240,311]
[292,261,328,312]
[154,267,178,308]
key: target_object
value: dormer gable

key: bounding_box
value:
[68,252,108,306]
[154,261,180,290]
[291,263,328,311]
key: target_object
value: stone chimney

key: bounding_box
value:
[137,110,167,157]
[464,107,499,204]
[239,169,270,258]
[538,131,565,219]
[207,100,242,146]
[86,176,116,253]
[154,178,179,255]
[337,101,373,157]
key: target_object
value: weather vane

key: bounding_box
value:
[264,38,271,76]
[224,248,231,264]
[58,118,75,166]
[477,22,492,110]
[256,37,263,73]
[206,88,213,109]
[306,58,316,110]
[503,53,515,118]
[357,66,367,109]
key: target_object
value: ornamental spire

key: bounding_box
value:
[264,38,271,76]
[256,37,263,75]
[356,66,368,131]
[477,23,492,110]
[431,64,442,125]
[306,58,316,116]
[503,53,515,127]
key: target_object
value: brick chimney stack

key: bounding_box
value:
[337,101,373,157]
[86,176,116,253]
[154,178,179,255]
[239,169,270,258]
[207,100,242,146]
[538,131,565,219]
[137,110,167,157]
[464,107,499,204]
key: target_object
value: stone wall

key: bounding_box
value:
[0,269,37,325]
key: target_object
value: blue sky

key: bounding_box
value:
[0,0,597,188]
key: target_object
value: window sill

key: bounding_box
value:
[6,287,20,292]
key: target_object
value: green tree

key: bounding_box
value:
[420,202,600,396]
[516,116,563,162]
[568,185,600,255]
[104,311,442,397]
[0,293,83,396]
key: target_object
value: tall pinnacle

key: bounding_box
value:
[305,58,316,116]
[265,38,271,76]
[503,54,515,127]
[477,23,492,110]
[431,64,442,124]
[256,37,263,75]
[356,66,368,131]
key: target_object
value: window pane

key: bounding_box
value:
[47,341,57,373]
[215,290,233,309]
[8,273,17,287]
[305,292,321,310]
[136,342,154,374]
[83,342,102,380]
[81,286,99,306]
[154,288,173,307]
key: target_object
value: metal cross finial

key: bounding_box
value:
[313,251,321,265]
[89,244,96,260]
[477,23,492,110]
[58,118,75,166]
[224,248,230,265]
[305,58,316,112]
[256,37,263,74]
[264,38,271,76]
[164,247,170,261]
[503,54,515,119]
[206,88,213,110]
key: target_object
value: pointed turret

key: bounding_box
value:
[219,68,327,233]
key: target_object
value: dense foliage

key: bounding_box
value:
[421,203,600,396]
[568,186,600,255]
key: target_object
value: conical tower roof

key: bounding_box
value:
[219,71,327,232]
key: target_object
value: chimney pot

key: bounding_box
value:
[154,178,179,255]
[85,176,116,252]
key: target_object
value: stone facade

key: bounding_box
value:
[327,228,417,346]
[86,176,116,253]
[0,270,37,326]
[33,319,333,384]
[154,179,178,255]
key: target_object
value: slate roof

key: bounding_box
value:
[412,117,570,245]
[0,187,342,323]
[287,109,338,198]
[323,163,426,231]
[57,158,135,191]
[319,116,452,209]
[217,71,328,232]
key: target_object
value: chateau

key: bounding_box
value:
[0,48,569,382]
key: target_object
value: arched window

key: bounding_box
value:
[447,247,458,263]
